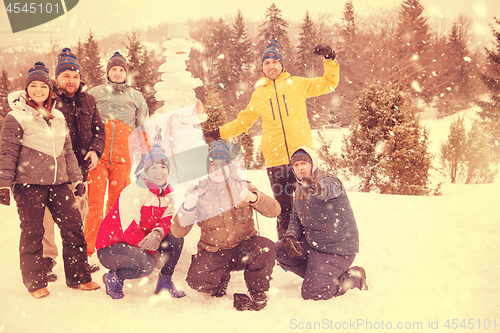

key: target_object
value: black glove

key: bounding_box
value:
[73,182,86,197]
[314,44,336,60]
[203,128,221,144]
[283,234,304,258]
[0,188,10,206]
[300,175,323,196]
[134,154,146,176]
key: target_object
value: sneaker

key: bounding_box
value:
[155,274,186,298]
[103,270,124,299]
[31,287,50,299]
[69,281,101,291]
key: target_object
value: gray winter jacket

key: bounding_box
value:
[0,91,82,188]
[286,146,359,255]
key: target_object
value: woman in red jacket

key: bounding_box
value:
[96,144,185,299]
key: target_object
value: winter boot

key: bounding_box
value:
[155,274,186,298]
[103,270,124,299]
[249,289,267,311]
[233,293,256,311]
[349,266,368,291]
[45,257,57,282]
[211,273,231,298]
[84,262,100,274]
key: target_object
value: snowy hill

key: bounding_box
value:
[0,114,498,333]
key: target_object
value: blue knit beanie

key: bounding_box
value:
[107,51,128,75]
[55,48,81,78]
[144,144,170,174]
[207,141,232,172]
[261,39,283,66]
[25,62,52,90]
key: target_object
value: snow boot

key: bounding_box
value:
[211,273,231,297]
[31,287,50,299]
[85,262,100,274]
[233,293,256,311]
[45,257,57,282]
[348,266,368,291]
[155,274,186,298]
[103,270,124,299]
[249,289,267,311]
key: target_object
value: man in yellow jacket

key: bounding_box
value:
[205,39,340,239]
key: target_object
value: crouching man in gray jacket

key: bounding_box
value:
[277,146,367,300]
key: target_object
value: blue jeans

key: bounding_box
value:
[98,232,183,280]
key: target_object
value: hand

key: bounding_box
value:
[183,192,200,210]
[73,182,86,197]
[283,234,303,258]
[84,151,99,172]
[138,228,164,251]
[240,188,258,203]
[203,128,221,144]
[300,176,323,196]
[134,154,146,175]
[313,44,336,60]
[0,188,10,206]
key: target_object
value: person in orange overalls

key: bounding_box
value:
[85,52,149,257]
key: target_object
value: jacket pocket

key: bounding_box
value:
[282,95,289,116]
[269,99,276,120]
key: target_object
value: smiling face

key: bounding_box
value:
[108,66,127,83]
[145,163,168,187]
[293,160,312,181]
[56,70,81,97]
[262,58,283,81]
[208,160,231,183]
[27,81,50,107]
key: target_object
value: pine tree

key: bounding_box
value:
[201,87,227,133]
[295,11,319,77]
[341,78,432,194]
[81,31,104,88]
[342,0,356,44]
[258,3,293,71]
[235,132,254,170]
[477,17,500,152]
[125,29,143,87]
[464,119,498,183]
[440,116,467,183]
[207,18,233,92]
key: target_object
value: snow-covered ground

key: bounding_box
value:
[0,112,498,333]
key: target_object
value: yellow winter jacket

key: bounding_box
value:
[219,59,340,168]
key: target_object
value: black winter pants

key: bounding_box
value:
[186,236,276,294]
[267,164,296,240]
[13,183,91,292]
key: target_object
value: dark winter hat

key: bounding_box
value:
[290,149,313,166]
[261,39,283,67]
[55,47,81,78]
[207,141,232,172]
[144,144,170,174]
[25,62,52,90]
[106,52,128,74]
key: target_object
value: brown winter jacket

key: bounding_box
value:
[171,177,280,252]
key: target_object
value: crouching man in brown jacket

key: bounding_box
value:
[171,142,280,311]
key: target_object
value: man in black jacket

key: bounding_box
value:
[42,48,106,279]
[277,147,367,300]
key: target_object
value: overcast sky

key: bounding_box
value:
[1,0,499,47]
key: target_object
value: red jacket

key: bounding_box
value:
[95,175,174,253]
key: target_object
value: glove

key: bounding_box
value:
[203,128,221,144]
[182,192,200,211]
[313,44,336,60]
[138,228,164,251]
[134,154,146,176]
[283,234,304,258]
[73,182,86,197]
[300,176,323,196]
[0,187,10,206]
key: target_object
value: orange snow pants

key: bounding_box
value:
[84,120,133,257]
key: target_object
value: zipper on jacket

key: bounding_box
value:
[273,81,291,163]
[45,117,58,184]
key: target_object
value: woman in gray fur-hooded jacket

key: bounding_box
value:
[0,62,99,298]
